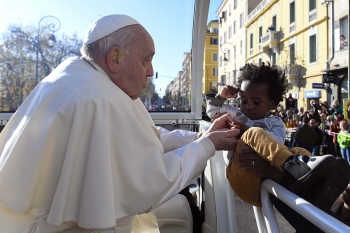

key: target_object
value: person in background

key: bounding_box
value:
[310,99,322,125]
[318,113,328,130]
[299,107,304,115]
[330,99,343,117]
[280,111,288,126]
[0,14,240,232]
[338,120,350,164]
[293,117,316,153]
[328,115,341,158]
[285,93,295,110]
[340,35,348,49]
[322,116,337,156]
[309,119,324,156]
[298,111,307,124]
[321,100,332,116]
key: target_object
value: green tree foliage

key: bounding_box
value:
[0,23,82,111]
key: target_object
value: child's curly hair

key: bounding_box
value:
[237,62,288,107]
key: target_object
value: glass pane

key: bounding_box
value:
[0,0,203,112]
[309,0,316,11]
[290,2,295,23]
[309,35,316,63]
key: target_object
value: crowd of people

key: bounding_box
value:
[280,98,350,164]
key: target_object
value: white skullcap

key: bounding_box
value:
[83,14,139,47]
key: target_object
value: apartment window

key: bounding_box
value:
[227,49,231,61]
[272,15,277,29]
[220,56,222,67]
[340,16,349,41]
[309,0,316,11]
[233,70,237,79]
[234,0,237,9]
[229,4,231,15]
[212,52,218,62]
[234,45,236,58]
[220,36,222,45]
[250,33,253,49]
[228,26,232,39]
[290,43,295,64]
[240,13,243,28]
[210,37,218,45]
[259,26,262,43]
[290,1,295,24]
[259,58,262,64]
[309,34,317,63]
[271,52,276,65]
[233,21,236,34]
[212,68,218,76]
[240,40,242,54]
[224,31,227,43]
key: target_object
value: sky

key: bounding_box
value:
[0,0,221,97]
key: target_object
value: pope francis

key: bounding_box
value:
[0,14,240,232]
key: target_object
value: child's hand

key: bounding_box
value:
[220,85,239,99]
[227,115,249,138]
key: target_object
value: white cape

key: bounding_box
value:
[0,57,206,229]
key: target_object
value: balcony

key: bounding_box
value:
[261,30,280,51]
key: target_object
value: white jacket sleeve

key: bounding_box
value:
[153,136,215,209]
[157,126,199,153]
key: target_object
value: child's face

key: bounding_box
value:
[239,80,273,120]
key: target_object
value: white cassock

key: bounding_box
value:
[0,57,215,232]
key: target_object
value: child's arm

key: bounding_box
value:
[252,116,286,144]
[205,88,240,120]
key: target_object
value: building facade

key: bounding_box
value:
[203,20,219,94]
[216,0,260,86]
[246,0,329,110]
[322,0,349,108]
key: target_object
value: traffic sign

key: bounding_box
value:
[312,83,324,89]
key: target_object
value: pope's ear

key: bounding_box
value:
[106,46,123,74]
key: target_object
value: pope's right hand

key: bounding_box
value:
[204,114,240,151]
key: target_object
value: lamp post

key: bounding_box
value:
[220,42,235,66]
[34,16,61,85]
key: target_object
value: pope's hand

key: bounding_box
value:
[204,114,240,151]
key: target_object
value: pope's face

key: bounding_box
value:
[116,26,155,100]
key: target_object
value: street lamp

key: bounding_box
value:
[220,42,235,66]
[35,16,61,85]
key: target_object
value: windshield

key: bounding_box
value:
[0,0,221,113]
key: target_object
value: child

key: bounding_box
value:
[206,63,349,208]
[338,120,350,164]
[206,63,286,145]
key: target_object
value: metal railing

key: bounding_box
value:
[254,179,350,233]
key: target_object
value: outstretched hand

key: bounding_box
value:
[205,114,241,151]
[227,115,250,136]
